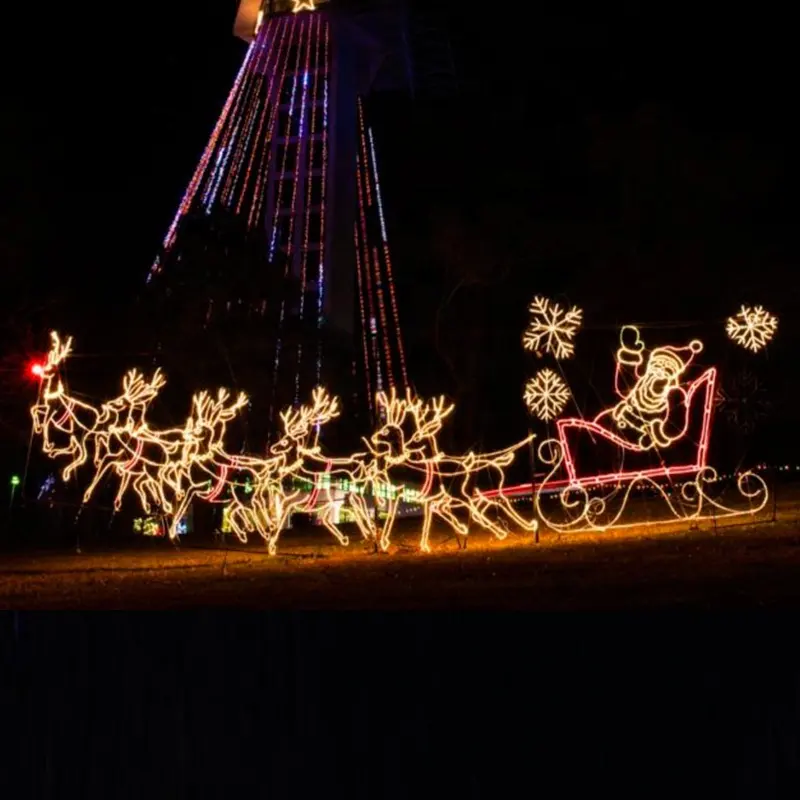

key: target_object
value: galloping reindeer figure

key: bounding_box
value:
[31,333,170,486]
[153,388,250,540]
[226,388,370,555]
[265,388,374,554]
[31,332,102,481]
[81,377,199,518]
[365,389,538,552]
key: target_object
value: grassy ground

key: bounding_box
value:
[2,498,800,609]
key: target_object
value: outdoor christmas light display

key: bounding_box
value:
[523,296,583,360]
[358,389,538,552]
[524,368,571,422]
[531,325,769,532]
[726,305,778,353]
[152,0,411,424]
[31,333,536,553]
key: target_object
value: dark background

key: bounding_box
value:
[2,613,800,796]
[2,1,797,484]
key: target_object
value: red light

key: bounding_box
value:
[29,362,45,379]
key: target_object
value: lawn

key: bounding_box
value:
[2,500,800,609]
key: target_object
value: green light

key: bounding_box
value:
[10,475,20,487]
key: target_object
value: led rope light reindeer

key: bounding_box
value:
[81,374,196,519]
[155,388,252,540]
[31,333,161,484]
[31,333,102,481]
[363,390,538,552]
[224,388,373,555]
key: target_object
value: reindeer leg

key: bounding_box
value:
[131,479,149,516]
[168,493,193,541]
[319,502,350,548]
[266,499,287,556]
[83,457,115,503]
[379,498,401,552]
[113,470,136,512]
[419,503,438,553]
[66,430,96,481]
[466,503,508,542]
[348,495,377,550]
[431,502,469,552]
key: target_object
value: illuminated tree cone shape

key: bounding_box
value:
[523,296,583,360]
[358,389,538,553]
[528,325,768,533]
[726,305,778,353]
[151,0,408,426]
[524,368,571,422]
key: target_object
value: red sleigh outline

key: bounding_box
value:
[556,367,717,488]
[483,367,717,499]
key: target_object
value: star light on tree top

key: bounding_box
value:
[524,368,571,422]
[726,305,778,353]
[291,0,317,12]
[523,296,583,359]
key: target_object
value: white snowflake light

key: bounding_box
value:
[726,305,778,353]
[524,368,571,422]
[523,296,583,359]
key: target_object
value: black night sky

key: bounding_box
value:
[3,2,799,469]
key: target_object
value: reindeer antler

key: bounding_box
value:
[376,388,411,427]
[280,388,340,442]
[46,331,73,368]
[214,388,248,422]
[121,368,167,405]
[150,369,167,394]
[408,394,454,443]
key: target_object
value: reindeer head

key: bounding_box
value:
[122,368,167,404]
[31,332,74,437]
[101,368,167,426]
[186,388,248,453]
[367,389,454,465]
[271,387,340,458]
[37,331,74,399]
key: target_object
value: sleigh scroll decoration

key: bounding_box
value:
[534,325,768,533]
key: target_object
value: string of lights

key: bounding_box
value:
[294,12,324,404]
[149,40,256,279]
[315,18,332,385]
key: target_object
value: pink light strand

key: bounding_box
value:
[236,17,288,217]
[248,18,296,230]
